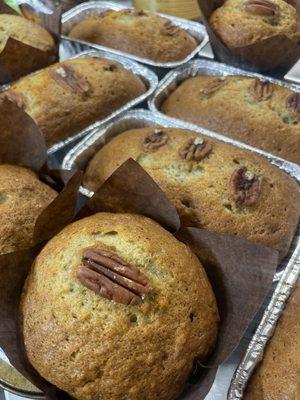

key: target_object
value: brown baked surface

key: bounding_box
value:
[161,75,300,164]
[244,282,300,399]
[0,14,55,52]
[209,0,300,48]
[84,127,300,259]
[0,164,56,254]
[21,212,219,400]
[3,56,146,146]
[68,9,198,62]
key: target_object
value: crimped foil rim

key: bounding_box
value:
[61,0,209,68]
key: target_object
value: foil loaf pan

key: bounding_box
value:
[0,47,158,156]
[228,248,300,399]
[61,0,209,69]
[148,58,300,165]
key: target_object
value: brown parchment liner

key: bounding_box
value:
[0,156,279,400]
[0,1,61,84]
[197,0,300,73]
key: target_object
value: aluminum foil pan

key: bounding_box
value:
[148,58,300,165]
[61,1,209,69]
[228,250,300,399]
[62,108,299,278]
[1,47,158,155]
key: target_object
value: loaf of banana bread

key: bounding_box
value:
[84,127,300,260]
[1,56,146,146]
[68,9,198,63]
[161,75,300,164]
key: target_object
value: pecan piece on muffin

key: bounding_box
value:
[143,129,169,151]
[179,138,212,161]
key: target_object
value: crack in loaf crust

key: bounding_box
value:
[244,282,300,399]
[84,127,300,260]
[209,0,300,48]
[0,164,56,254]
[68,9,198,63]
[21,213,219,400]
[2,56,146,146]
[161,75,300,164]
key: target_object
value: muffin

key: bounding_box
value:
[0,14,56,83]
[0,164,56,254]
[161,75,300,164]
[244,282,300,399]
[1,56,146,146]
[68,9,198,63]
[21,212,219,400]
[84,127,300,259]
[209,0,300,48]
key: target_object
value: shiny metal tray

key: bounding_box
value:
[61,1,209,69]
[148,59,300,165]
[1,47,158,156]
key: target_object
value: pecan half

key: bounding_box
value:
[103,63,118,72]
[163,20,180,36]
[143,129,169,150]
[245,0,278,16]
[0,90,24,108]
[50,65,90,95]
[229,167,262,206]
[179,138,212,161]
[77,248,151,305]
[286,92,300,113]
[201,77,227,95]
[249,79,273,101]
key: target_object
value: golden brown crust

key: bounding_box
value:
[244,282,300,399]
[209,0,300,48]
[161,75,300,164]
[5,56,146,146]
[0,14,55,52]
[0,164,56,254]
[84,127,300,259]
[68,9,198,62]
[21,212,219,400]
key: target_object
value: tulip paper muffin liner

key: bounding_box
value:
[197,0,300,74]
[0,0,61,85]
[0,155,279,400]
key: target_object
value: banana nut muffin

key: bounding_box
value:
[244,282,300,399]
[0,14,55,83]
[161,75,300,164]
[0,56,146,146]
[21,212,219,400]
[68,9,198,63]
[84,127,300,259]
[0,164,56,254]
[209,0,300,48]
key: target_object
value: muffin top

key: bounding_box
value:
[0,14,55,52]
[0,164,56,254]
[209,0,300,48]
[68,9,198,62]
[21,212,219,400]
[84,127,300,259]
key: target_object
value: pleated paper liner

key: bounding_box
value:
[0,1,61,84]
[197,0,300,74]
[0,157,278,400]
